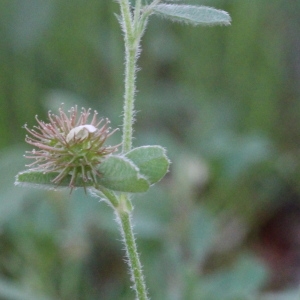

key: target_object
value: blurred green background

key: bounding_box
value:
[1,0,300,299]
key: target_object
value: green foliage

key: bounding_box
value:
[16,146,170,193]
[152,4,231,26]
[15,156,149,193]
[96,155,149,192]
[125,145,170,185]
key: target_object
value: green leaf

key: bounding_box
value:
[15,156,150,193]
[15,171,75,190]
[97,156,150,193]
[152,4,231,26]
[125,145,170,185]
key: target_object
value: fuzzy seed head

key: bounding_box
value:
[24,106,119,190]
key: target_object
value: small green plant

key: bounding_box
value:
[15,1,230,299]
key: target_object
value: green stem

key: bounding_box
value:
[116,203,149,300]
[93,186,119,208]
[134,0,142,26]
[119,0,140,153]
[94,186,149,299]
[115,2,149,299]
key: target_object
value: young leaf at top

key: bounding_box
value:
[125,145,170,185]
[152,4,231,26]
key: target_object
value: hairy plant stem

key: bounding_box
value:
[94,185,149,299]
[114,1,149,299]
[120,0,140,153]
[116,202,148,300]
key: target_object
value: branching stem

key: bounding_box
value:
[114,1,150,299]
[120,0,140,153]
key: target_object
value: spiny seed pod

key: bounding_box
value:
[24,106,119,190]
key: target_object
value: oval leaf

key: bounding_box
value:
[152,4,231,26]
[97,156,150,193]
[15,156,150,193]
[125,146,170,185]
[15,170,79,191]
